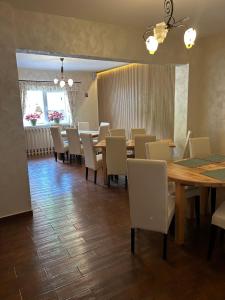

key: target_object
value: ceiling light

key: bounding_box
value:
[143,0,197,55]
[54,58,74,88]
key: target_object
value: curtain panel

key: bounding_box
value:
[97,64,175,139]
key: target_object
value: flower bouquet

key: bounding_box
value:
[48,111,64,124]
[25,113,40,126]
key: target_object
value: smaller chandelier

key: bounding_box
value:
[54,58,74,88]
[143,0,197,55]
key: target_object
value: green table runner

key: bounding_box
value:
[175,158,210,168]
[203,154,225,163]
[202,168,225,181]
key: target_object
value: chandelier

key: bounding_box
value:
[143,0,197,55]
[54,58,74,88]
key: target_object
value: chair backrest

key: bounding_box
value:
[98,124,110,142]
[80,133,97,170]
[181,130,192,159]
[66,128,82,155]
[109,128,126,137]
[189,137,211,158]
[131,128,146,140]
[78,121,89,131]
[50,126,65,153]
[127,159,169,233]
[135,135,156,159]
[106,136,127,175]
[145,141,172,161]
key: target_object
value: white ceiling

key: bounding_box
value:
[5,0,225,37]
[16,53,128,72]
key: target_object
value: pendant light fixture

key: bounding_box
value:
[54,58,74,88]
[143,0,197,55]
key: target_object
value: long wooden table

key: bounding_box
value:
[94,139,175,184]
[167,160,225,245]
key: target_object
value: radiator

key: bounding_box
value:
[24,127,54,156]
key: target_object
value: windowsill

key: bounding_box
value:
[24,123,70,128]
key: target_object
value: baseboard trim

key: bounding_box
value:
[0,210,33,223]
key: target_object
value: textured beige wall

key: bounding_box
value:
[18,68,99,129]
[0,2,31,218]
[13,8,188,64]
[174,64,189,158]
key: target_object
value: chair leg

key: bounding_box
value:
[163,234,168,260]
[66,151,69,161]
[131,228,135,254]
[211,188,216,215]
[125,176,128,189]
[208,224,217,260]
[194,195,200,226]
[69,154,72,164]
[62,153,65,163]
[108,175,111,187]
[220,229,224,244]
[86,167,88,180]
[94,170,97,184]
[54,151,57,162]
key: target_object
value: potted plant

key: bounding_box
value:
[25,113,41,126]
[48,111,64,124]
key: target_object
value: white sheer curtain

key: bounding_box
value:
[19,81,73,125]
[97,64,175,139]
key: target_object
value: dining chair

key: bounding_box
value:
[145,141,172,161]
[127,159,175,260]
[181,130,192,159]
[109,128,126,137]
[106,136,127,188]
[208,201,225,260]
[66,128,83,163]
[189,137,211,158]
[80,133,102,184]
[131,128,146,140]
[97,124,110,142]
[50,126,68,163]
[78,121,90,131]
[135,134,156,159]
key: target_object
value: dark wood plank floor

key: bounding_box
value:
[0,156,225,300]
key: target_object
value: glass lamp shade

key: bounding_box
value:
[54,78,59,85]
[184,28,197,49]
[59,80,66,88]
[68,79,74,87]
[146,36,159,55]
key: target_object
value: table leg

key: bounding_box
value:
[175,182,185,245]
[102,148,108,185]
[200,187,209,215]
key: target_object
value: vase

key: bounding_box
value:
[54,118,60,124]
[30,119,37,126]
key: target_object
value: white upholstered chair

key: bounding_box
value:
[106,136,127,187]
[78,121,90,131]
[208,201,225,259]
[50,126,68,163]
[100,122,110,127]
[80,133,102,184]
[145,141,172,161]
[109,128,126,137]
[131,128,146,140]
[127,159,175,259]
[66,128,83,163]
[135,135,156,159]
[97,124,110,142]
[189,137,211,158]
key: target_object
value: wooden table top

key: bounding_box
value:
[168,161,225,187]
[94,139,175,149]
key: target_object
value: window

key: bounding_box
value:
[23,89,71,126]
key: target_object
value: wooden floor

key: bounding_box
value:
[0,156,225,300]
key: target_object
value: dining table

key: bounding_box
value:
[61,130,99,138]
[167,156,225,245]
[94,139,175,185]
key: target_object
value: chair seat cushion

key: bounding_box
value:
[212,201,225,229]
